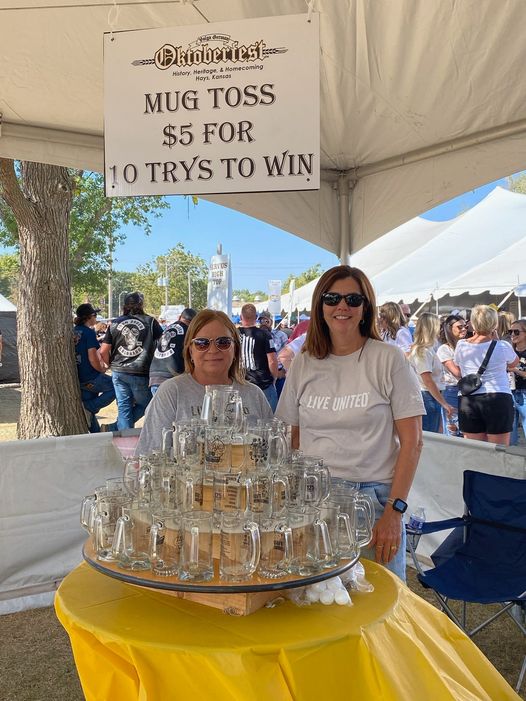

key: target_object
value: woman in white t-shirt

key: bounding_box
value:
[276,266,424,582]
[409,313,455,433]
[378,302,413,354]
[452,305,518,445]
[437,314,468,435]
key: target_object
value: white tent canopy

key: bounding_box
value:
[262,186,526,312]
[0,293,16,312]
[2,1,526,255]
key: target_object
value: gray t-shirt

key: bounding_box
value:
[275,339,425,482]
[135,373,273,456]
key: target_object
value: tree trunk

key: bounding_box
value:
[0,159,88,438]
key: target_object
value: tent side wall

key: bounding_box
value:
[0,312,19,384]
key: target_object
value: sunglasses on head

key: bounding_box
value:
[511,329,523,336]
[321,292,366,307]
[191,336,234,351]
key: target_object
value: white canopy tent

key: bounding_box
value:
[1,0,526,256]
[262,186,526,313]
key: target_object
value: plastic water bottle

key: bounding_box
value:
[408,506,426,532]
[447,413,458,435]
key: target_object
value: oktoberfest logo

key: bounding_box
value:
[132,32,287,70]
[205,436,226,464]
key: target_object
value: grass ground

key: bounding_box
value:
[0,384,524,699]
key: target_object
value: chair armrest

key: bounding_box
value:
[406,517,465,536]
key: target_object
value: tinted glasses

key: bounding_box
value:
[321,292,366,307]
[191,336,234,352]
[511,329,524,336]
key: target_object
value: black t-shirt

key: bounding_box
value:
[515,353,526,390]
[149,321,187,384]
[238,326,276,390]
[103,314,163,376]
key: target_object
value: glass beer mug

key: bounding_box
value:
[201,386,243,429]
[219,511,261,582]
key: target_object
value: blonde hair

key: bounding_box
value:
[497,311,515,339]
[410,313,440,359]
[470,305,498,336]
[183,309,246,383]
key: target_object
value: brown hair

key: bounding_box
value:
[183,309,245,383]
[303,266,381,359]
[379,301,406,340]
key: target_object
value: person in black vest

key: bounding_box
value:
[149,307,197,395]
[100,292,163,431]
[239,303,278,411]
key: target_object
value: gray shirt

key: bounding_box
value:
[276,339,424,482]
[135,373,273,456]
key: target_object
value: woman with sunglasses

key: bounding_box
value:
[509,319,526,445]
[437,314,467,435]
[276,266,424,581]
[136,309,273,455]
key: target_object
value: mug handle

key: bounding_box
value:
[244,521,261,575]
[314,517,333,562]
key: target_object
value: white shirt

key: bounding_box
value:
[436,344,458,387]
[454,340,517,395]
[409,347,445,391]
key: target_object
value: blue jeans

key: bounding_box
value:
[112,372,152,430]
[80,374,116,433]
[511,390,526,445]
[263,383,278,413]
[331,478,407,582]
[442,385,460,436]
[421,390,442,433]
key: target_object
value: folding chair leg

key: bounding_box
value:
[517,655,526,693]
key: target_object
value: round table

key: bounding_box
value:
[54,560,520,701]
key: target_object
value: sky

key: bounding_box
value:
[0,172,518,293]
[110,174,513,291]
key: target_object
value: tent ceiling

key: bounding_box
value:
[1,0,526,254]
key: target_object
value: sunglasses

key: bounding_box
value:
[191,336,234,352]
[511,329,523,336]
[321,292,366,307]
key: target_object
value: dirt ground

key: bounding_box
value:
[0,383,140,441]
[0,384,524,699]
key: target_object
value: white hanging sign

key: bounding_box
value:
[104,13,319,197]
[267,279,282,316]
[207,253,232,314]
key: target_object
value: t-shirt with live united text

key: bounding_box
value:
[276,339,424,482]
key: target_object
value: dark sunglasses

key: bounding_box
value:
[191,336,234,351]
[321,292,366,307]
[511,329,523,336]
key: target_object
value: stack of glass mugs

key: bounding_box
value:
[81,386,374,583]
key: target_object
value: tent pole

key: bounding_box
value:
[338,173,352,263]
[496,289,514,310]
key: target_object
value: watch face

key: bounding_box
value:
[393,498,408,514]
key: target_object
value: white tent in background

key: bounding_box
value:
[0,293,16,312]
[258,186,526,313]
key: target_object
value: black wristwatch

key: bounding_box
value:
[387,497,408,514]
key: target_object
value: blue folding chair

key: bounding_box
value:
[407,470,526,693]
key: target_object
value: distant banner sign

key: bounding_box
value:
[207,253,232,314]
[268,279,282,316]
[104,14,319,196]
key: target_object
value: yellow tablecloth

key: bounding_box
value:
[55,560,520,701]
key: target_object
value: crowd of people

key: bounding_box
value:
[72,270,524,580]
